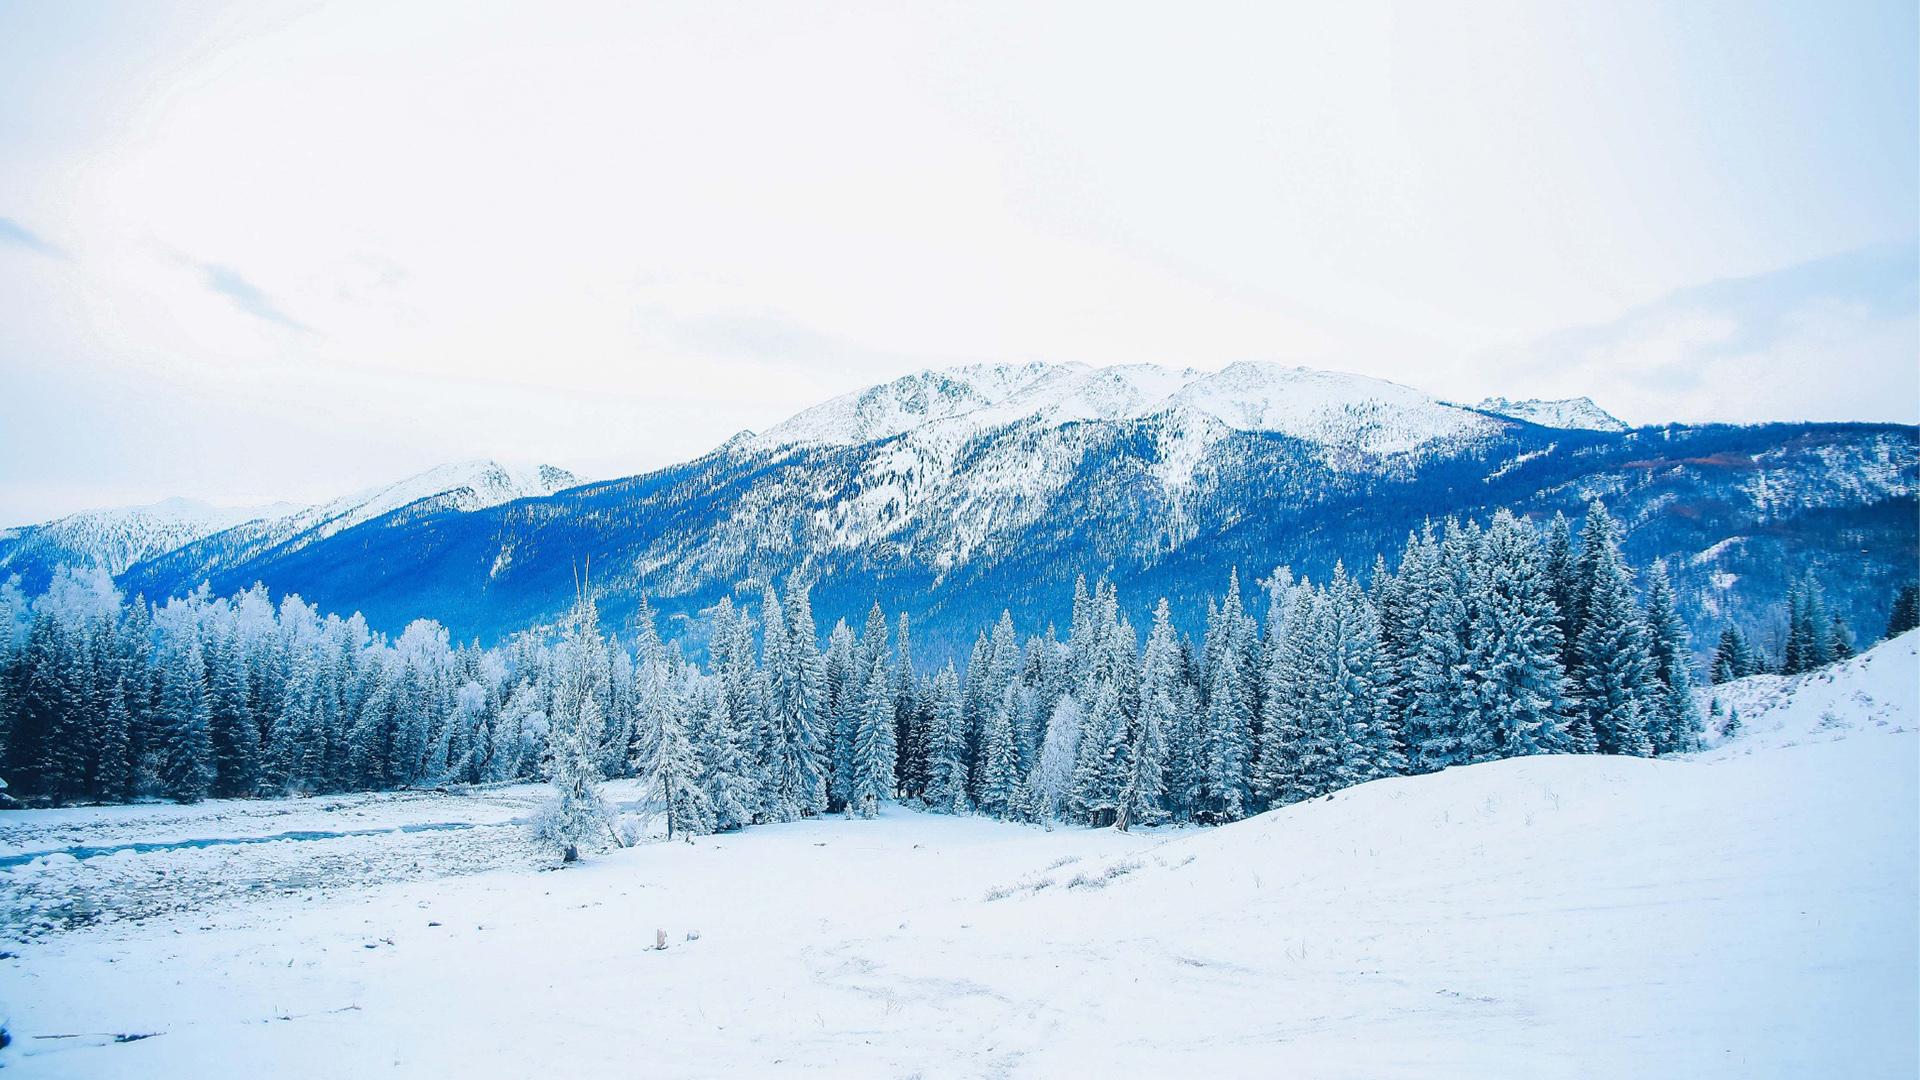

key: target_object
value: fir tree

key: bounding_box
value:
[1640,560,1702,755]
[541,589,616,863]
[649,694,714,840]
[847,650,897,817]
[922,664,969,813]
[1117,600,1177,831]
[1067,681,1125,827]
[159,633,215,803]
[973,688,1023,819]
[1888,583,1920,639]
[1710,625,1755,684]
[1572,514,1657,757]
[1471,512,1571,756]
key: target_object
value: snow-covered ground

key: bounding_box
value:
[3,637,1915,1078]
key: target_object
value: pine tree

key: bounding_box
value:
[96,678,133,803]
[1829,615,1855,661]
[208,631,260,797]
[541,589,615,862]
[922,664,969,813]
[1471,512,1572,756]
[1325,564,1402,781]
[1710,625,1754,684]
[1403,524,1478,771]
[1640,559,1702,755]
[973,687,1022,819]
[1254,582,1316,807]
[1117,600,1177,831]
[1023,691,1081,821]
[1572,513,1657,757]
[159,633,215,803]
[760,577,829,820]
[1192,636,1251,823]
[1888,583,1920,639]
[847,650,897,817]
[1067,681,1125,827]
[649,693,714,840]
[824,619,858,810]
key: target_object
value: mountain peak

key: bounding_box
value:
[748,360,1505,457]
[1473,395,1628,432]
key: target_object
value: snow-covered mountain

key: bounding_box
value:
[756,361,1504,460]
[112,361,1916,660]
[22,461,580,596]
[1473,395,1629,432]
[0,498,298,580]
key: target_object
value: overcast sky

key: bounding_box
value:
[2,0,1915,525]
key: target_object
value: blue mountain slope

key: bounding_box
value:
[118,412,1917,665]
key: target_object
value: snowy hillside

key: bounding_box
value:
[1474,395,1629,432]
[116,460,579,596]
[0,498,296,579]
[1696,630,1917,754]
[3,630,1913,1077]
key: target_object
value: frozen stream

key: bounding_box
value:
[0,821,491,870]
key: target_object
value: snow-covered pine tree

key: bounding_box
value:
[208,629,260,797]
[1640,559,1702,754]
[1710,624,1755,683]
[1192,596,1253,823]
[1403,524,1479,771]
[824,618,858,811]
[96,676,132,802]
[1830,615,1855,660]
[692,677,757,832]
[159,631,215,803]
[973,685,1023,819]
[760,577,829,820]
[648,684,714,840]
[1117,599,1178,831]
[922,663,969,813]
[1067,680,1125,827]
[1023,691,1080,821]
[847,649,897,818]
[539,588,616,863]
[1572,507,1657,757]
[1254,580,1316,807]
[1470,511,1572,756]
[892,612,923,799]
[1542,511,1582,674]
[1324,563,1401,781]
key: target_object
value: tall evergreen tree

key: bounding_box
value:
[541,590,615,862]
[1572,509,1657,757]
[1471,512,1571,756]
[1640,560,1702,754]
[159,633,215,803]
[922,664,969,813]
[847,650,897,817]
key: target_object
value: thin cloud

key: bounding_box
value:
[1488,242,1919,425]
[200,262,310,332]
[0,216,60,257]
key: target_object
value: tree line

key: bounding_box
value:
[1,501,1907,835]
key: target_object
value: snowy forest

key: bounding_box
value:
[0,501,1910,833]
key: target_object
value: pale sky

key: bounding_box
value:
[2,0,1915,525]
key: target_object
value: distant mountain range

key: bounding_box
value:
[7,362,1914,662]
[3,461,577,595]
